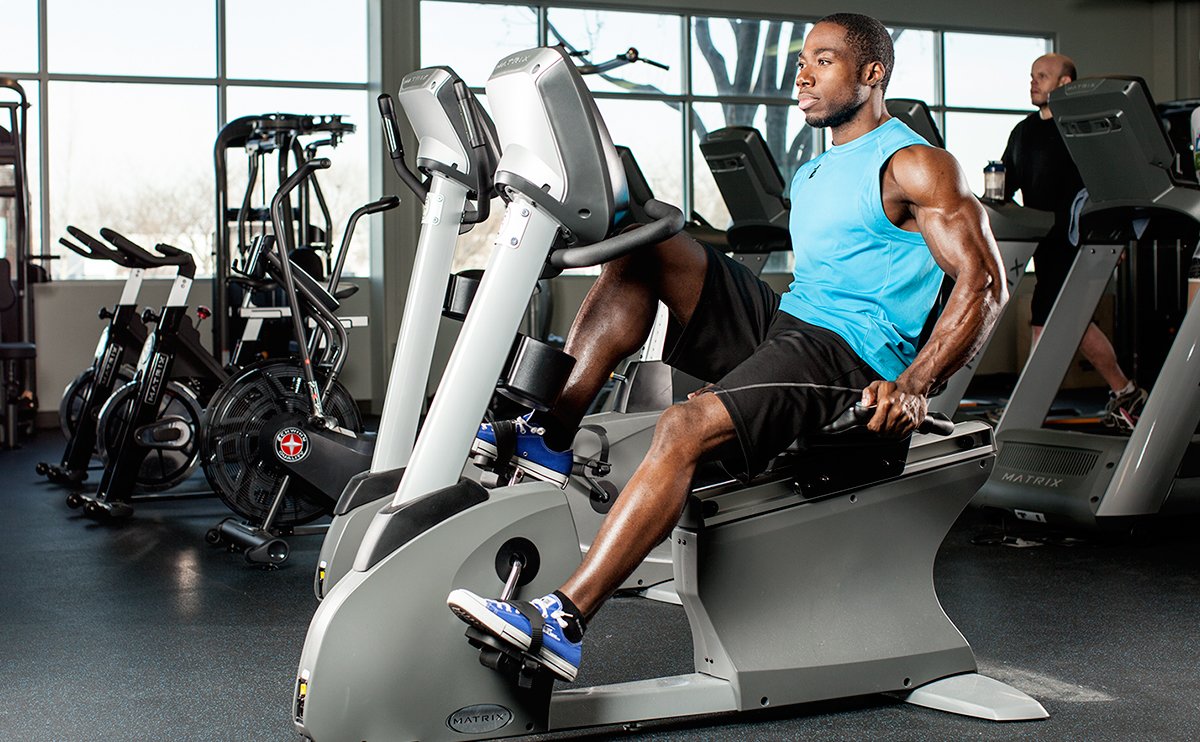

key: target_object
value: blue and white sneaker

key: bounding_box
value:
[471,414,573,488]
[447,589,582,681]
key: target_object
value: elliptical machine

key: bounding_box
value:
[293,46,1045,741]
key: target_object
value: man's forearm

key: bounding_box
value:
[897,271,1007,395]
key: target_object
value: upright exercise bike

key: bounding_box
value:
[314,62,692,599]
[293,46,1045,741]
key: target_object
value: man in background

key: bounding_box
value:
[1001,53,1147,430]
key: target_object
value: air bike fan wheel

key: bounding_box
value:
[201,360,363,527]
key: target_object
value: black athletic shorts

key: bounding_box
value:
[1030,223,1078,326]
[663,243,882,480]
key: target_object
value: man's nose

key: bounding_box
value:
[796,68,813,88]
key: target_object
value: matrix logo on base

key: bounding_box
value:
[275,427,310,464]
[446,704,514,735]
[1001,472,1063,488]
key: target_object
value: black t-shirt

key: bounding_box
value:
[1001,112,1084,217]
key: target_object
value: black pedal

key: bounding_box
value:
[464,627,552,690]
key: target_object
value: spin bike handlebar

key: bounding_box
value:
[100,228,196,279]
[549,199,685,269]
[823,403,956,436]
[61,227,130,266]
[377,93,429,204]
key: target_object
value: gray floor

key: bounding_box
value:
[2,431,1199,741]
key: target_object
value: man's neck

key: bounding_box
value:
[1038,104,1053,120]
[830,97,890,146]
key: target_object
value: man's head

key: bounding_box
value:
[795,14,894,129]
[1030,53,1076,108]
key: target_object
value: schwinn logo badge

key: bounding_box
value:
[275,427,310,463]
[446,704,513,734]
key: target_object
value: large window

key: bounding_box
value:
[1,0,371,279]
[419,2,1051,271]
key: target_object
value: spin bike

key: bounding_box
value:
[200,156,397,565]
[294,46,1045,741]
[68,237,228,517]
[39,228,145,485]
[39,228,224,488]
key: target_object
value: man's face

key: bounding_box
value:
[1030,57,1069,107]
[793,22,872,128]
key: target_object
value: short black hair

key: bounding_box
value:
[817,13,894,92]
[1061,59,1078,82]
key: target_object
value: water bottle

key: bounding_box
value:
[983,161,1005,201]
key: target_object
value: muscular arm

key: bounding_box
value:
[863,145,1008,434]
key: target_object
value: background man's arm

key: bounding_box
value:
[1001,126,1021,202]
[863,145,1009,434]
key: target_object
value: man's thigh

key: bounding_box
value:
[704,312,882,480]
[664,241,780,382]
[1030,232,1077,326]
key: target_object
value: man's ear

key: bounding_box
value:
[1056,75,1072,89]
[864,61,886,88]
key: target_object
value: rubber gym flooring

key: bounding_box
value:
[2,430,1198,741]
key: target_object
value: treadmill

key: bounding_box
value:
[975,76,1200,529]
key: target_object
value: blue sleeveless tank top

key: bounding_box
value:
[778,118,943,380]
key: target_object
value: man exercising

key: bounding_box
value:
[449,13,1008,682]
[1001,53,1147,429]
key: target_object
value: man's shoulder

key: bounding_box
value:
[1011,111,1042,135]
[887,144,968,203]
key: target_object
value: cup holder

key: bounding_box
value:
[497,335,575,412]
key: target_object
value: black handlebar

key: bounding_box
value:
[363,194,401,214]
[549,199,685,269]
[377,93,429,204]
[573,47,670,75]
[328,195,401,289]
[451,81,493,226]
[98,228,196,279]
[823,404,956,436]
[61,227,128,266]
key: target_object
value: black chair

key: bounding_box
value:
[0,259,35,448]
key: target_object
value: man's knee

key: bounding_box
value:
[604,232,703,277]
[649,396,733,460]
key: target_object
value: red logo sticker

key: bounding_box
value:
[275,427,310,463]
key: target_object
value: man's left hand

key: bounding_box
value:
[860,380,928,437]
